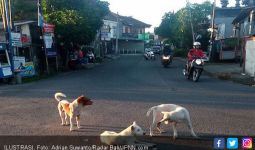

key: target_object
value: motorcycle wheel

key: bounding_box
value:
[192,69,200,82]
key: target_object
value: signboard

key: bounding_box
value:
[21,34,31,46]
[2,67,12,77]
[43,34,57,57]
[19,62,36,77]
[43,35,53,49]
[101,32,111,41]
[11,32,22,47]
[138,33,150,41]
[13,56,26,70]
[43,23,55,33]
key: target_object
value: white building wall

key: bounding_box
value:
[103,20,117,38]
[245,39,255,77]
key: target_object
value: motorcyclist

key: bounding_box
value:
[162,44,173,56]
[185,42,205,74]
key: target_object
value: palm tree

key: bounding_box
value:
[221,0,229,8]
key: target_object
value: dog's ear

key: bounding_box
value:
[131,125,135,132]
[133,121,136,125]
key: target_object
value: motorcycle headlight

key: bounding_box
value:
[195,59,202,65]
[162,56,170,59]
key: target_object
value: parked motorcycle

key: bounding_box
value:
[161,54,172,67]
[87,51,95,63]
[183,57,206,82]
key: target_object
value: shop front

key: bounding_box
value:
[12,31,36,77]
[0,43,12,78]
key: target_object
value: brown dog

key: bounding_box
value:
[54,92,93,131]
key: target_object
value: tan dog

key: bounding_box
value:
[54,92,93,131]
[100,122,145,145]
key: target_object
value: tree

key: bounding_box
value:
[242,0,249,5]
[221,0,229,8]
[155,1,211,50]
[12,0,37,21]
[42,0,110,46]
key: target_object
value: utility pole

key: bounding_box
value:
[1,0,14,72]
[37,0,49,74]
[115,12,119,55]
[186,0,195,43]
[209,0,216,61]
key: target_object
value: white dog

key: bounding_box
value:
[100,122,145,145]
[146,104,197,139]
[54,92,93,131]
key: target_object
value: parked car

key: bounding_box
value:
[152,46,161,54]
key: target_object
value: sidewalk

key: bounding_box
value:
[204,63,255,86]
[175,57,255,86]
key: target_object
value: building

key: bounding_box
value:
[232,6,255,77]
[101,12,151,55]
[214,7,242,40]
[210,7,242,61]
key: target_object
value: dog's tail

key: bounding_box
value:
[146,106,155,117]
[54,92,66,102]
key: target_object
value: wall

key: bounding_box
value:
[103,20,118,38]
[245,39,255,77]
[215,17,236,39]
[118,40,144,54]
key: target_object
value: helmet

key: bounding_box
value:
[193,42,201,48]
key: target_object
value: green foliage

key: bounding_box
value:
[41,0,109,45]
[12,0,37,20]
[155,1,212,50]
[173,48,188,58]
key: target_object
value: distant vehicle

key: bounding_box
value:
[144,48,155,60]
[152,46,161,54]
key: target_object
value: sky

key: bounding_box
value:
[105,0,236,32]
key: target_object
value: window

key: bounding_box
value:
[0,50,9,67]
[125,26,129,33]
[17,47,31,62]
[123,26,126,33]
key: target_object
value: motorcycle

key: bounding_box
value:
[87,51,95,63]
[161,54,172,67]
[144,50,155,60]
[183,57,206,82]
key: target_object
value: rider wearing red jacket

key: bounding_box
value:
[185,42,205,73]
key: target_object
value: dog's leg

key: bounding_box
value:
[150,111,157,136]
[157,122,167,134]
[65,113,69,125]
[76,115,81,129]
[187,121,197,138]
[58,104,65,126]
[172,122,178,140]
[70,116,74,131]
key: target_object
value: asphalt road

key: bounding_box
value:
[0,55,254,149]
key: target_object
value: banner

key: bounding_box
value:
[43,23,55,33]
[11,32,22,47]
[43,34,57,57]
[19,62,36,77]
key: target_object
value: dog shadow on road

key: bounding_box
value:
[72,124,126,133]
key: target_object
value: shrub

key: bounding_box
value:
[173,48,188,58]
